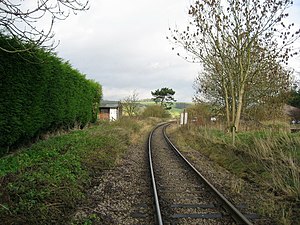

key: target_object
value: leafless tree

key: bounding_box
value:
[169,0,300,132]
[122,91,140,117]
[0,0,89,52]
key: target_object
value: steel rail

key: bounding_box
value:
[162,124,253,225]
[148,123,165,225]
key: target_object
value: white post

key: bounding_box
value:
[180,109,188,126]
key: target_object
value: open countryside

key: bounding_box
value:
[1,0,300,225]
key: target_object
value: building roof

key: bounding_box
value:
[284,104,300,119]
[100,100,120,108]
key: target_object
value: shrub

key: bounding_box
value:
[141,105,171,118]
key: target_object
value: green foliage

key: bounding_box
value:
[0,121,135,224]
[0,35,102,154]
[141,105,171,118]
[151,87,176,110]
[137,100,192,118]
[288,84,300,108]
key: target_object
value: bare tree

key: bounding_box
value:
[0,0,89,52]
[169,0,299,132]
[193,49,291,125]
[122,91,140,117]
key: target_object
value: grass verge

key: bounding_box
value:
[171,125,300,225]
[0,118,153,224]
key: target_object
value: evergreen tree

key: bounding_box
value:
[151,87,176,110]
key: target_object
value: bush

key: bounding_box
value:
[141,105,171,118]
[186,103,211,125]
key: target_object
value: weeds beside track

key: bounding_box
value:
[0,118,156,225]
[171,125,300,225]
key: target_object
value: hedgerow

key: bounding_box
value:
[0,35,102,155]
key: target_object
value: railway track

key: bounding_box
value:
[148,123,254,225]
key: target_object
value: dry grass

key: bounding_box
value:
[173,124,300,224]
[239,132,300,199]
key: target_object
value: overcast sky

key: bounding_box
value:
[53,0,300,102]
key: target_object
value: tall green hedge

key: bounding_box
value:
[0,35,102,154]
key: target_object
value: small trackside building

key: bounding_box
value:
[99,100,122,121]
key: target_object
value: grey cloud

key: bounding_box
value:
[54,0,199,102]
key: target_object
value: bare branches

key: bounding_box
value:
[0,0,89,52]
[122,91,140,117]
[169,0,299,131]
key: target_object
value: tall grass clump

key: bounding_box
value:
[239,132,300,198]
[112,117,142,133]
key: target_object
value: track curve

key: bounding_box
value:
[148,123,253,225]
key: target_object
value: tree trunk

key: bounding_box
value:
[223,79,231,129]
[230,79,236,128]
[234,83,245,132]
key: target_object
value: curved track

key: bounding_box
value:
[148,123,253,225]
